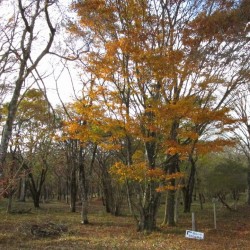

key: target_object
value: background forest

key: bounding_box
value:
[0,0,250,244]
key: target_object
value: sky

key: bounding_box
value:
[37,0,84,107]
[7,0,83,107]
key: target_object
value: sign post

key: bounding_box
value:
[185,212,204,240]
[192,212,196,231]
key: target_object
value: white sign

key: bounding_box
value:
[185,230,204,240]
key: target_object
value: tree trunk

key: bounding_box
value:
[28,167,47,209]
[174,188,181,223]
[79,161,89,224]
[0,79,23,173]
[126,180,133,214]
[166,120,179,226]
[167,185,176,226]
[28,182,40,208]
[247,167,250,205]
[29,184,40,208]
[66,177,69,204]
[199,193,204,210]
[70,168,77,212]
[101,166,123,216]
[166,159,178,226]
[137,191,161,232]
[79,144,97,223]
[183,157,196,213]
[136,130,161,232]
[6,194,13,213]
[102,179,112,213]
[162,187,178,226]
[57,177,62,201]
[162,193,168,225]
[28,174,40,208]
[81,191,89,224]
[33,193,40,208]
[125,135,133,214]
[19,177,26,202]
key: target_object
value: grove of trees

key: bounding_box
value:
[0,0,249,233]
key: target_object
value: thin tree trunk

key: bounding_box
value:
[6,193,13,213]
[218,194,234,211]
[66,176,69,204]
[162,193,168,225]
[247,167,250,205]
[33,194,40,208]
[57,177,62,201]
[166,157,178,226]
[81,192,89,224]
[28,174,42,208]
[199,193,204,210]
[166,120,179,226]
[167,184,176,226]
[70,168,77,212]
[126,180,133,214]
[19,177,26,202]
[79,144,97,224]
[126,135,133,214]
[175,188,181,223]
[79,160,89,224]
[102,174,112,213]
[184,159,196,213]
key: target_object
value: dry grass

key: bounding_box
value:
[0,198,249,249]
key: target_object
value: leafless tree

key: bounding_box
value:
[0,0,57,175]
[233,87,250,205]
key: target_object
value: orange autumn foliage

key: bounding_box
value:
[66,0,245,195]
[109,161,184,191]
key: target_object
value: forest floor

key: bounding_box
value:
[0,198,249,249]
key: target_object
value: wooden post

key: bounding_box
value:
[192,212,196,231]
[212,198,217,230]
[213,203,217,229]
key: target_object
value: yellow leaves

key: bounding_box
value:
[118,38,132,54]
[147,168,165,180]
[156,183,184,192]
[61,98,129,146]
[99,142,121,151]
[109,162,147,183]
[167,146,180,156]
[72,0,115,30]
[87,51,119,81]
[110,162,184,192]
[61,99,106,143]
[150,97,198,129]
[132,150,145,163]
[179,130,199,141]
[67,122,80,135]
[165,140,191,160]
[105,41,119,57]
[143,49,184,80]
[68,0,240,186]
[147,168,183,183]
[195,139,236,155]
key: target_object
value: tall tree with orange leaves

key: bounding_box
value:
[68,0,250,231]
